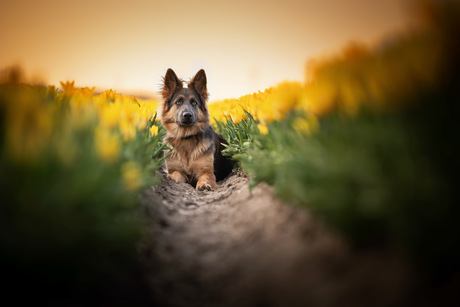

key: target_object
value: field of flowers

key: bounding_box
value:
[0,79,167,302]
[211,0,460,285]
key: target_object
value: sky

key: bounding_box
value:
[0,0,411,100]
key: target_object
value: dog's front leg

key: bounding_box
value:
[193,154,217,191]
[166,157,187,183]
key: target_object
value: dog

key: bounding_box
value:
[159,68,234,190]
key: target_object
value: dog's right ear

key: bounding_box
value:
[162,68,183,102]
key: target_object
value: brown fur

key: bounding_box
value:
[159,69,234,190]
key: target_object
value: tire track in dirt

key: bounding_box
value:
[139,171,411,307]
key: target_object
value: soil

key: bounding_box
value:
[138,170,413,307]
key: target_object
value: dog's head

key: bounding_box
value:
[159,69,210,137]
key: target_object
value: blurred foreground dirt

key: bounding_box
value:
[137,171,436,307]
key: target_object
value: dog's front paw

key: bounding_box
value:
[168,171,186,183]
[197,181,213,191]
[196,174,217,191]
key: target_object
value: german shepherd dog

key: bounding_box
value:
[159,68,234,190]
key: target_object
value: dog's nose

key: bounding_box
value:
[183,112,192,119]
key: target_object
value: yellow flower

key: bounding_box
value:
[292,118,310,135]
[99,103,122,128]
[149,125,159,137]
[94,126,120,163]
[257,124,269,135]
[292,115,318,135]
[80,86,96,97]
[101,89,117,101]
[121,161,142,191]
[119,119,136,141]
[137,115,149,131]
[60,80,76,95]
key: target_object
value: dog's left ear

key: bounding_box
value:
[188,69,208,103]
[162,68,183,103]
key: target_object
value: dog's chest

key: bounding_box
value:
[168,137,213,167]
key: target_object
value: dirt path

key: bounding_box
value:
[139,171,411,307]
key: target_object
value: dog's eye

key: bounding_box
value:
[175,100,182,105]
[190,100,197,106]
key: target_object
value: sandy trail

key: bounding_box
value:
[138,171,410,307]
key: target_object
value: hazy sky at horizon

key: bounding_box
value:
[0,0,411,100]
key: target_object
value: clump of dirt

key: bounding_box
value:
[139,171,412,307]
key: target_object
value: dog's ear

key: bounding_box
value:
[162,68,183,102]
[188,69,208,103]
